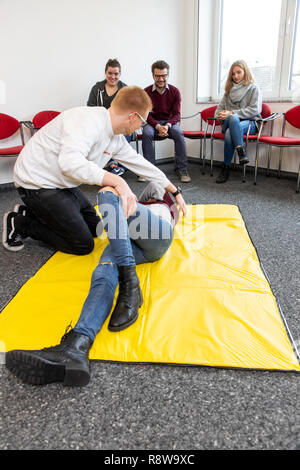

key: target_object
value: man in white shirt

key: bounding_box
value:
[3,86,185,254]
[5,181,180,387]
[3,87,187,387]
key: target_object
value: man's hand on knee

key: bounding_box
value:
[98,185,137,219]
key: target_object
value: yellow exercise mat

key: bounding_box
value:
[0,205,299,372]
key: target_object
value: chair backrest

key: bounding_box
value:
[0,113,20,140]
[285,105,300,130]
[201,105,221,126]
[261,103,271,119]
[32,110,60,128]
[201,105,218,122]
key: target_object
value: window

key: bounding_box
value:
[289,0,300,93]
[197,0,300,101]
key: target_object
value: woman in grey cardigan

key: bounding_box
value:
[215,60,262,183]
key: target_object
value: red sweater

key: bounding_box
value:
[144,84,182,128]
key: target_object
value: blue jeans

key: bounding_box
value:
[142,122,187,171]
[222,114,256,165]
[74,190,173,341]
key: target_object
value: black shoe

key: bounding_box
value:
[216,164,230,184]
[2,211,24,251]
[13,204,27,217]
[236,146,249,165]
[5,328,93,386]
[108,266,143,332]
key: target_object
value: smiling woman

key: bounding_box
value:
[214,60,262,183]
[87,58,130,176]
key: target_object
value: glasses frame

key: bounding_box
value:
[129,112,147,128]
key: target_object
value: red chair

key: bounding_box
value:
[22,110,60,136]
[255,105,300,192]
[0,113,25,158]
[182,106,218,174]
[210,103,274,179]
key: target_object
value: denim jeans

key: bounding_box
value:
[222,114,256,165]
[142,122,187,171]
[74,190,173,341]
[16,187,101,255]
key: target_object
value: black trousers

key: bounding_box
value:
[16,187,101,255]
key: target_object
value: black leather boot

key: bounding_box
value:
[5,327,93,386]
[216,164,230,183]
[236,146,249,165]
[108,266,143,332]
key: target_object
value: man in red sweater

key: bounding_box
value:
[142,60,191,183]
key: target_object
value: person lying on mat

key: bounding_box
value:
[3,85,185,255]
[5,182,180,387]
[215,60,262,184]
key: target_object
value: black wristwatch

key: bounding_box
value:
[170,186,182,197]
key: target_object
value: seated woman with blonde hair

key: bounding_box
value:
[215,60,262,183]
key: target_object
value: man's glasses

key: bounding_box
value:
[135,112,147,128]
[154,73,168,79]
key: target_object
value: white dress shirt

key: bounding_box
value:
[14,107,171,190]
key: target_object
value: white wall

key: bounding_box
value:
[0,0,187,183]
[0,0,299,184]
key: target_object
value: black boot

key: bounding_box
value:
[236,146,249,165]
[108,266,143,332]
[216,164,230,183]
[5,327,93,386]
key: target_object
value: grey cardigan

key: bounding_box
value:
[215,83,262,121]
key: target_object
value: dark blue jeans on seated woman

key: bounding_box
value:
[74,190,173,341]
[222,114,256,165]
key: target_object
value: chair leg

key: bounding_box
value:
[278,147,283,178]
[242,164,246,183]
[233,150,237,169]
[210,140,214,176]
[202,139,206,175]
[199,139,203,173]
[266,146,272,176]
[254,143,260,185]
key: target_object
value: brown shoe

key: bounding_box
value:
[176,169,191,183]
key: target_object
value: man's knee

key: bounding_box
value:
[169,124,184,140]
[142,124,154,140]
[68,236,95,255]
